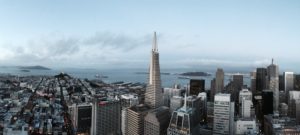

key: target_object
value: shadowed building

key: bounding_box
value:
[267,59,279,111]
[144,106,171,135]
[256,68,267,94]
[126,104,151,135]
[189,79,205,96]
[215,68,224,93]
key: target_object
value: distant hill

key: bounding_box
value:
[19,65,51,70]
[179,72,211,76]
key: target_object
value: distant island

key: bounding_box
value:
[19,65,51,70]
[179,72,211,76]
[20,69,30,72]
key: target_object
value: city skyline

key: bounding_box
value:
[0,1,300,71]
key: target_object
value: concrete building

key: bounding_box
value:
[235,118,257,135]
[267,59,279,111]
[213,94,234,135]
[187,95,201,124]
[92,98,121,135]
[145,32,163,109]
[170,96,183,113]
[284,72,294,93]
[288,91,300,119]
[264,114,300,135]
[126,104,151,135]
[120,94,139,135]
[279,103,288,117]
[167,94,199,135]
[239,89,252,118]
[163,88,182,107]
[144,106,171,135]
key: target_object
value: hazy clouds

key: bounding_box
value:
[0,32,152,68]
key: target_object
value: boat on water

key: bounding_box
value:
[178,76,190,80]
[95,74,108,79]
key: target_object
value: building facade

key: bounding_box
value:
[145,32,163,109]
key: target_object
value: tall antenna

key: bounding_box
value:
[272,58,274,65]
[183,90,187,110]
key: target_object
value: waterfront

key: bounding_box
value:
[0,67,250,89]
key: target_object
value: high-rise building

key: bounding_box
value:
[167,94,199,135]
[163,88,182,107]
[294,74,300,90]
[239,89,252,118]
[213,93,234,135]
[210,78,216,101]
[215,68,224,93]
[187,95,201,124]
[170,96,183,113]
[120,94,139,135]
[69,103,93,134]
[279,75,284,91]
[256,68,267,94]
[144,106,171,135]
[288,91,300,119]
[232,74,244,115]
[284,72,294,92]
[92,98,121,135]
[235,118,257,135]
[233,74,243,91]
[145,32,163,109]
[189,79,205,96]
[198,92,207,123]
[267,59,279,111]
[262,90,273,115]
[250,71,256,93]
[126,104,151,135]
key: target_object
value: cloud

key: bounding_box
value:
[175,58,271,68]
[0,32,152,67]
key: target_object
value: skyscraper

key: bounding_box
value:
[262,90,273,115]
[120,94,139,135]
[215,68,224,93]
[144,106,171,135]
[239,89,252,118]
[189,79,205,96]
[250,71,256,93]
[92,98,121,135]
[145,32,163,109]
[69,103,92,134]
[267,59,279,111]
[167,93,199,135]
[213,93,234,135]
[284,72,294,92]
[256,68,267,94]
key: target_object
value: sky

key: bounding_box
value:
[0,0,300,71]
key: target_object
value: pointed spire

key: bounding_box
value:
[152,31,158,52]
[272,58,274,65]
[183,89,188,110]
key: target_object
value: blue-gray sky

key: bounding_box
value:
[0,0,300,71]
